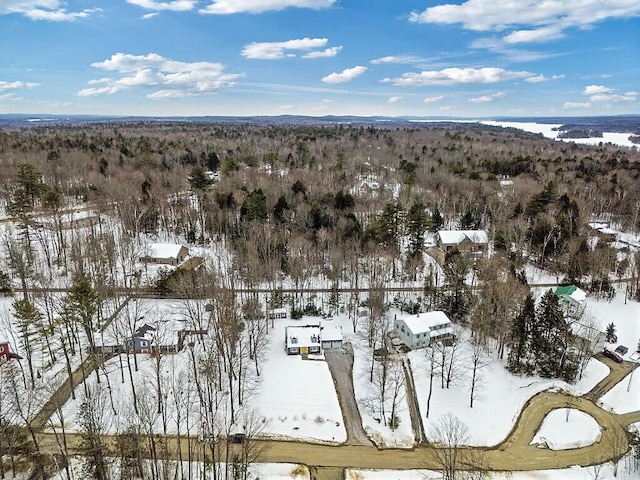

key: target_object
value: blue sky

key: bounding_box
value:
[0,0,638,117]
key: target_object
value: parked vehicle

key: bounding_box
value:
[603,348,623,363]
[614,345,628,356]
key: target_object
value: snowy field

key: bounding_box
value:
[530,408,601,450]
[409,329,609,446]
[347,464,640,480]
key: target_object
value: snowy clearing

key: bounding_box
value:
[530,408,601,450]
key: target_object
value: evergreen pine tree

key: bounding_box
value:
[605,322,617,343]
[12,298,42,388]
[507,293,535,373]
[406,202,428,257]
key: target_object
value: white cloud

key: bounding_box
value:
[302,46,342,58]
[470,37,564,62]
[1,1,98,21]
[0,80,39,91]
[321,66,368,84]
[468,91,505,103]
[563,102,591,109]
[423,95,444,103]
[78,53,242,99]
[127,0,196,11]
[381,67,533,86]
[525,73,564,83]
[584,85,614,95]
[0,93,17,101]
[371,55,429,65]
[409,0,640,43]
[200,0,335,15]
[525,75,548,83]
[242,38,340,60]
[590,92,637,103]
[142,12,159,19]
[388,96,403,104]
[583,85,637,103]
[503,26,564,44]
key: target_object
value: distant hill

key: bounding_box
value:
[1,113,639,135]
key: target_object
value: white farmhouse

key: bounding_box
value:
[285,324,322,355]
[393,311,453,350]
[284,322,343,355]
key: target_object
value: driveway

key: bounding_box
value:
[324,343,372,446]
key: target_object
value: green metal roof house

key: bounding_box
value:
[554,285,587,317]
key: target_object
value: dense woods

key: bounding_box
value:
[0,121,639,479]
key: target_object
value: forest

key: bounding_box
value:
[0,121,639,479]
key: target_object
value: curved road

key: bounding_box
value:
[37,358,639,474]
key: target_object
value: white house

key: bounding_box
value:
[434,230,488,256]
[393,311,453,350]
[284,322,344,355]
[140,243,189,266]
[285,324,322,355]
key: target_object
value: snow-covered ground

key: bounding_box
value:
[409,332,609,446]
[252,316,346,443]
[530,408,601,450]
[600,370,640,414]
[347,464,640,480]
[481,121,638,149]
[50,459,310,480]
[584,288,640,362]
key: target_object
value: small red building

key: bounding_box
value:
[0,342,21,364]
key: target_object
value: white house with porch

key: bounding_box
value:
[284,322,344,355]
[285,324,322,355]
[393,311,453,350]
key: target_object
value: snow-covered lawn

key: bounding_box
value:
[530,408,601,450]
[409,335,609,446]
[252,316,346,443]
[600,369,640,414]
[584,290,640,362]
[50,459,309,480]
[347,463,639,480]
[352,335,415,448]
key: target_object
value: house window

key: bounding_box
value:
[291,337,298,344]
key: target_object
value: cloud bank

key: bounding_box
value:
[78,53,242,99]
[410,0,640,44]
[1,1,97,21]
[242,38,341,60]
[382,67,533,86]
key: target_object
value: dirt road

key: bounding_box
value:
[33,324,639,474]
[584,353,638,401]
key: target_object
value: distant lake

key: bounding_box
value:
[480,120,637,149]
